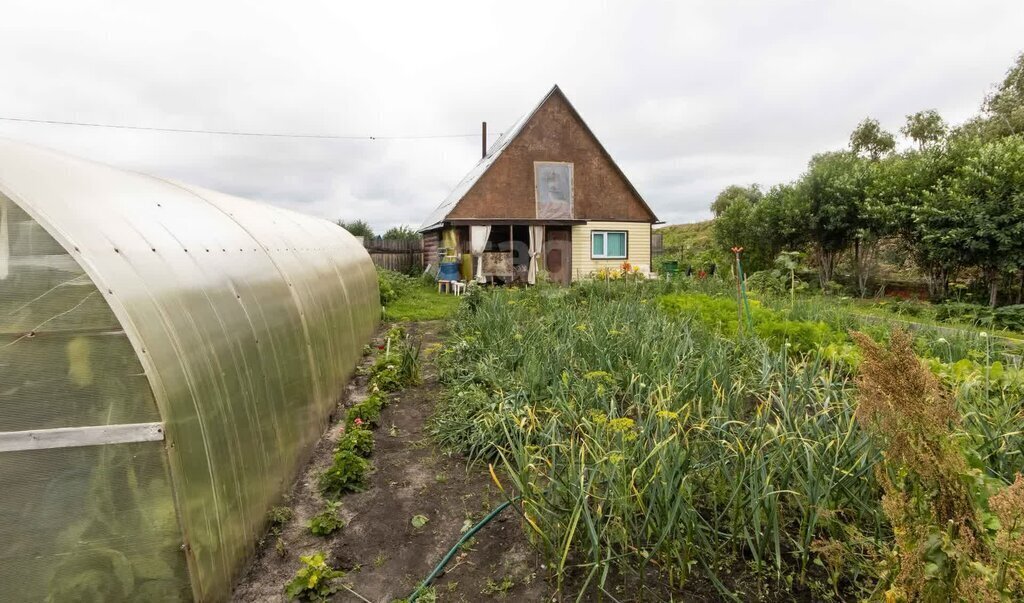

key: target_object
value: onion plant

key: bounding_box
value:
[430,280,1024,599]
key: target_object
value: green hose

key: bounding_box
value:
[406,497,519,602]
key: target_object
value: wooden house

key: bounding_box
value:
[419,85,659,285]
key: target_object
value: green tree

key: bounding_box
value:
[753,183,808,252]
[846,121,902,296]
[850,118,896,160]
[983,52,1024,138]
[864,151,930,293]
[869,145,967,298]
[381,225,421,241]
[850,164,890,297]
[800,151,870,289]
[901,110,947,150]
[713,197,760,267]
[917,136,1024,306]
[710,184,762,217]
[957,53,1024,141]
[337,219,374,239]
[712,183,806,273]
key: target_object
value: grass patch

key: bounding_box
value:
[383,284,461,322]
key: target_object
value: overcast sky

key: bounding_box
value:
[1,1,1022,230]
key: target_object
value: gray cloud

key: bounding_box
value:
[1,0,1021,230]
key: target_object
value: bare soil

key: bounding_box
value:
[231,321,551,603]
[230,321,813,603]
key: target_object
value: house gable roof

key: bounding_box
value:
[419,85,657,231]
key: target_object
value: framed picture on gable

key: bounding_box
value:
[534,161,573,219]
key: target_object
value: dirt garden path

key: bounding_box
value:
[232,321,552,603]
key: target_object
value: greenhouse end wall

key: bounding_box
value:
[0,138,379,601]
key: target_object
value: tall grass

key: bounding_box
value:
[430,281,1024,599]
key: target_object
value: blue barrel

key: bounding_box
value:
[438,261,461,281]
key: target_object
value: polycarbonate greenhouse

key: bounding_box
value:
[0,138,379,601]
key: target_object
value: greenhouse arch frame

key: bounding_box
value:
[0,138,379,601]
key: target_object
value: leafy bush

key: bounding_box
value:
[381,225,421,242]
[896,299,928,317]
[338,219,373,239]
[377,269,418,306]
[462,280,485,312]
[337,427,374,457]
[876,298,931,318]
[308,501,344,537]
[935,302,994,326]
[994,304,1024,332]
[318,450,370,499]
[745,269,788,295]
[931,301,1024,332]
[284,552,345,601]
[369,363,403,393]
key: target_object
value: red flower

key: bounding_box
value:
[354,418,364,427]
[621,261,632,272]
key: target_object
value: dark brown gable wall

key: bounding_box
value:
[446,92,653,222]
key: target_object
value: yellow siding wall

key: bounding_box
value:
[570,221,652,281]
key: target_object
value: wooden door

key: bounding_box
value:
[544,227,571,285]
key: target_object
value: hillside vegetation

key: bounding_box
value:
[656,220,713,253]
[653,220,723,269]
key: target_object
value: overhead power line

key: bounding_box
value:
[0,115,495,140]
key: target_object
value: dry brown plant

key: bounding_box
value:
[851,330,988,601]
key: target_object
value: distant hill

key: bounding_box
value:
[654,221,718,261]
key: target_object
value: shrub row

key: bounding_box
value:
[935,301,1024,332]
[377,269,420,306]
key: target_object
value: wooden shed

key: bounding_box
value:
[419,85,659,285]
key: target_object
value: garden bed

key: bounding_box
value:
[430,279,1024,600]
[231,322,549,602]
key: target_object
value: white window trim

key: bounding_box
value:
[591,230,628,259]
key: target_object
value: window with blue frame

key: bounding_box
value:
[591,231,627,259]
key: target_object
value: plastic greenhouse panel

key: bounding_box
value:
[0,139,379,601]
[0,443,190,601]
[0,194,189,600]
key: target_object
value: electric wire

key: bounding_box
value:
[0,115,496,140]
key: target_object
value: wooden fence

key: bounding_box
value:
[362,237,424,273]
[651,232,664,257]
